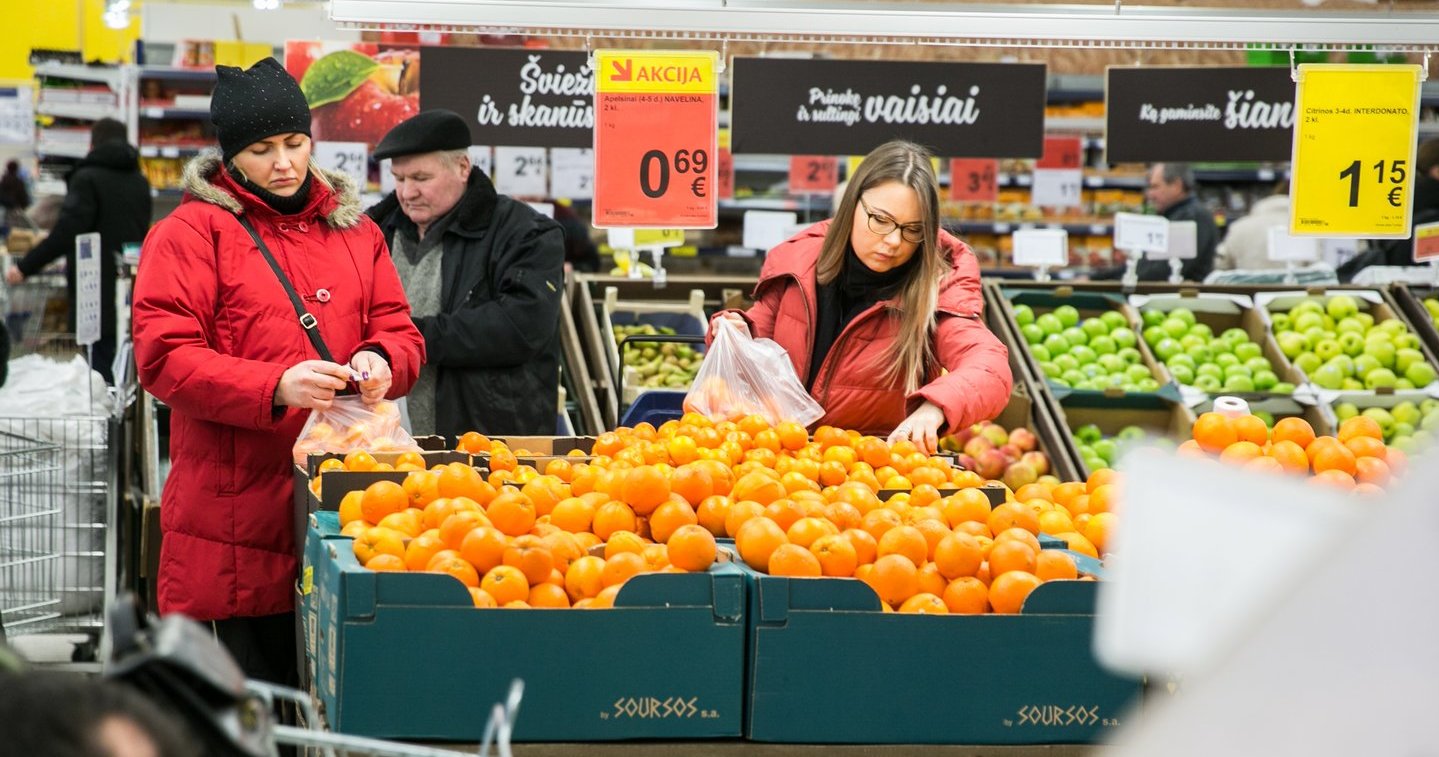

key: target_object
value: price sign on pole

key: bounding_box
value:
[1114,212,1171,254]
[594,49,719,228]
[1011,228,1069,267]
[550,147,594,199]
[789,156,839,194]
[950,158,998,203]
[494,146,548,197]
[313,141,368,191]
[75,232,101,347]
[467,146,494,177]
[1031,169,1083,208]
[379,158,395,196]
[1413,221,1439,263]
[1290,64,1423,237]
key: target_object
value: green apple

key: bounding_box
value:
[1338,331,1365,357]
[1169,308,1197,327]
[1394,422,1415,440]
[1188,323,1214,340]
[1396,348,1425,374]
[1118,347,1143,364]
[1126,364,1153,383]
[1062,369,1086,386]
[1142,309,1166,328]
[1193,374,1222,392]
[1362,407,1396,437]
[1076,424,1102,444]
[1342,378,1365,391]
[1311,364,1345,390]
[1037,313,1064,335]
[1326,294,1359,320]
[1244,357,1272,374]
[1334,402,1359,421]
[1364,340,1397,370]
[1098,354,1127,373]
[1215,353,1241,369]
[1022,323,1045,344]
[1180,334,1208,351]
[1039,361,1059,377]
[1043,334,1070,354]
[1154,338,1183,361]
[1062,327,1089,346]
[1302,326,1329,346]
[1167,353,1197,370]
[1253,370,1279,391]
[1293,311,1325,333]
[1142,326,1165,347]
[1392,401,1421,426]
[1423,410,1439,431]
[1090,336,1117,355]
[1356,312,1375,329]
[1111,327,1137,349]
[1185,344,1214,364]
[1294,352,1323,376]
[1170,365,1196,385]
[1072,346,1098,366]
[1405,361,1437,387]
[1053,354,1080,373]
[1162,318,1189,339]
[1395,334,1421,350]
[1353,354,1383,379]
[1101,310,1129,331]
[1335,317,1366,336]
[1233,342,1263,362]
[1117,425,1147,441]
[1378,318,1408,337]
[1135,378,1162,392]
[1050,377,1071,388]
[1272,382,1297,394]
[1270,313,1292,332]
[1082,318,1110,340]
[1054,305,1081,328]
[1014,304,1035,327]
[1396,379,1416,390]
[1030,345,1052,363]
[1222,327,1249,344]
[1224,365,1252,381]
[1328,355,1356,378]
[1314,339,1343,362]
[1291,300,1324,317]
[1091,439,1117,463]
[1365,368,1398,390]
[1254,411,1275,427]
[1420,398,1439,414]
[1224,375,1256,392]
[1277,332,1308,359]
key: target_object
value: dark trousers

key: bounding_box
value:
[211,612,298,687]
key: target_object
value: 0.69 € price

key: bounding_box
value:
[639,148,709,199]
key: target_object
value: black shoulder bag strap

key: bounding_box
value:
[235,214,337,363]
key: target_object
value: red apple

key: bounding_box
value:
[311,49,420,146]
[1002,461,1038,491]
[976,450,1007,481]
[1021,451,1050,477]
[963,437,993,459]
[1009,427,1038,453]
[956,453,977,472]
[999,443,1023,462]
[981,425,1009,447]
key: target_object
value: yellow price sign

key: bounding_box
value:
[1290,64,1424,238]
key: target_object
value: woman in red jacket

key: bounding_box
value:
[714,140,1011,453]
[133,59,425,683]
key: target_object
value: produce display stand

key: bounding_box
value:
[1390,283,1439,361]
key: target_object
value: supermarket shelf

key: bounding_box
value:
[720,196,831,213]
[950,219,1115,236]
[36,102,120,121]
[33,61,126,88]
[139,105,210,120]
[37,142,90,159]
[1043,117,1105,132]
[139,66,218,82]
[139,145,205,158]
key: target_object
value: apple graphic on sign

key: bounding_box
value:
[303,49,420,146]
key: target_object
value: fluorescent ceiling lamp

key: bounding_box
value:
[328,0,1439,50]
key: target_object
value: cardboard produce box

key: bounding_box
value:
[1390,283,1439,365]
[997,286,1180,404]
[737,565,1141,744]
[1255,288,1439,399]
[1052,394,1198,479]
[302,512,747,742]
[1129,290,1305,405]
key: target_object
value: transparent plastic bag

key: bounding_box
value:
[683,317,825,426]
[291,395,420,463]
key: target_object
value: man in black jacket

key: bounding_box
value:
[367,110,565,438]
[7,118,151,383]
[1135,162,1219,282]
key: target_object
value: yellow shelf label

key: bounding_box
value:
[596,50,719,95]
[1290,64,1424,238]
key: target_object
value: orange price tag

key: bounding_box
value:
[789,156,839,194]
[593,50,719,228]
[1036,136,1084,170]
[949,158,998,203]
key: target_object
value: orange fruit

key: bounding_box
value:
[648,500,698,544]
[429,554,481,588]
[695,495,731,536]
[842,528,879,566]
[1087,468,1118,492]
[317,457,346,474]
[912,519,951,561]
[1218,441,1264,466]
[438,510,490,549]
[1193,412,1238,453]
[360,480,408,525]
[602,552,646,587]
[864,554,920,607]
[941,489,992,527]
[916,562,946,597]
[731,471,787,506]
[338,490,365,527]
[932,532,983,579]
[403,471,441,509]
[1269,440,1310,475]
[344,450,377,472]
[365,553,407,572]
[592,501,638,541]
[667,524,718,572]
[1337,416,1384,444]
[340,520,368,539]
[503,539,556,585]
[897,593,948,614]
[458,526,508,574]
[767,544,822,577]
[1087,484,1118,515]
[987,540,1038,577]
[1353,456,1391,487]
[1311,469,1356,491]
[376,509,422,538]
[1052,531,1099,559]
[604,530,646,559]
[861,508,902,542]
[876,525,928,566]
[735,517,788,572]
[1386,447,1409,478]
[994,526,1042,553]
[1245,456,1284,475]
[564,555,606,601]
[723,500,765,538]
[403,531,448,572]
[521,477,565,518]
[1344,436,1387,461]
[457,431,491,455]
[1309,440,1357,476]
[479,565,528,604]
[486,490,537,537]
[988,570,1042,614]
[528,582,571,608]
[468,587,497,608]
[824,501,863,532]
[1035,550,1079,581]
[549,497,596,534]
[988,501,1040,536]
[590,584,623,609]
[670,464,714,506]
[621,465,671,516]
[786,517,838,549]
[1084,512,1116,555]
[1272,417,1316,450]
[1176,439,1207,459]
[942,577,990,614]
[1037,509,1076,535]
[763,499,807,532]
[437,463,494,504]
[1232,415,1269,445]
[775,422,808,451]
[810,534,858,577]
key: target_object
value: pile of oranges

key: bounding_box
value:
[322,413,1116,614]
[1178,412,1406,494]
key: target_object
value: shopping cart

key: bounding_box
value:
[4,272,78,362]
[0,429,63,638]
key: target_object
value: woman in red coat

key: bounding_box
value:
[714,140,1011,453]
[133,59,425,683]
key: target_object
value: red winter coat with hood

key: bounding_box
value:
[728,221,1011,436]
[133,152,425,621]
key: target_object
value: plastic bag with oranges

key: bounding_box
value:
[292,395,421,464]
[682,317,825,427]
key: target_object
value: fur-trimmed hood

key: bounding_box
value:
[180,150,364,229]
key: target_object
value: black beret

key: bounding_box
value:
[372,109,472,161]
[211,58,311,162]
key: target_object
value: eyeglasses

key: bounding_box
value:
[858,198,925,244]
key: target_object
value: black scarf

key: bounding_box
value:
[229,167,314,216]
[807,248,918,388]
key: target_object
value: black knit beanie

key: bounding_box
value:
[211,58,312,162]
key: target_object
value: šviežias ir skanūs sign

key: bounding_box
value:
[729,57,1046,158]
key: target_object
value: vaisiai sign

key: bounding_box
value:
[1105,66,1296,163]
[421,47,593,148]
[730,57,1046,157]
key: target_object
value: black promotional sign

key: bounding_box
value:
[1105,66,1296,163]
[420,47,593,148]
[730,57,1046,157]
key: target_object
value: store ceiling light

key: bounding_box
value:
[103,0,131,29]
[327,0,1439,51]
[254,0,284,9]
